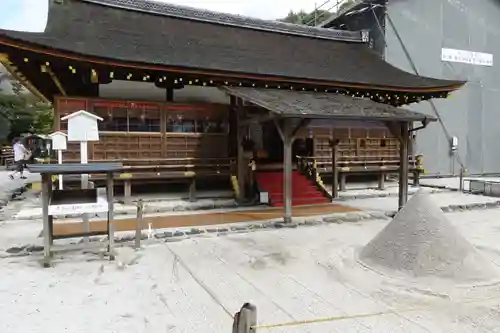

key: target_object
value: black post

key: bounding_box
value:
[166,87,174,102]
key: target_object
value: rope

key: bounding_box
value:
[164,245,234,319]
[251,292,500,330]
[252,309,406,329]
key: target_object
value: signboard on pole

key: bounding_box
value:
[49,131,68,190]
[61,110,102,142]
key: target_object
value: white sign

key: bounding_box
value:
[259,191,269,204]
[48,198,109,216]
[49,131,67,150]
[441,48,493,67]
[61,110,102,142]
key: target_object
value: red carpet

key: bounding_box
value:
[256,170,331,207]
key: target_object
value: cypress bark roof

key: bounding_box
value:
[0,0,464,92]
[221,87,436,122]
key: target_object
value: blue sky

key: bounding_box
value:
[0,0,48,32]
[0,0,343,32]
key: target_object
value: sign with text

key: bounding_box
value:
[48,201,109,216]
[441,48,493,67]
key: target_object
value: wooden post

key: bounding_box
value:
[398,122,409,210]
[41,173,51,267]
[124,180,132,199]
[339,173,347,191]
[459,167,464,192]
[57,150,63,190]
[232,303,257,333]
[107,172,115,260]
[236,100,247,202]
[81,141,90,244]
[331,138,339,198]
[378,173,385,190]
[283,132,293,223]
[189,178,196,202]
[135,199,144,249]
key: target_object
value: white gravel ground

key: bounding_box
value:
[3,175,500,332]
[3,211,500,332]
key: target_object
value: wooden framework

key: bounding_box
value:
[54,96,230,163]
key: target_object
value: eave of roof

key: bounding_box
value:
[221,86,437,123]
[0,0,464,94]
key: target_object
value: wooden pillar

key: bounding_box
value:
[398,122,409,210]
[274,118,299,224]
[41,173,51,266]
[339,173,347,191]
[107,172,115,260]
[189,178,197,202]
[378,173,385,190]
[331,137,339,198]
[236,99,247,201]
[124,180,132,199]
[283,130,293,223]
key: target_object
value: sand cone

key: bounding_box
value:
[359,189,498,282]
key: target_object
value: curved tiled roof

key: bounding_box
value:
[0,0,464,92]
[83,0,364,42]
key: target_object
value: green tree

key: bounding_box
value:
[280,9,334,26]
[0,74,53,143]
[339,0,355,13]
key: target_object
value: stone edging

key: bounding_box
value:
[383,200,500,218]
[5,199,500,257]
[3,211,386,256]
[335,188,442,201]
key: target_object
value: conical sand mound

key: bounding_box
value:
[359,190,498,283]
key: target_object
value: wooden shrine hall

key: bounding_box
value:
[0,0,464,217]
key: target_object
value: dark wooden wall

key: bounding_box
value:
[55,96,230,163]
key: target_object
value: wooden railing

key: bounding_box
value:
[55,157,236,181]
[297,156,333,201]
[297,154,424,191]
[305,155,421,172]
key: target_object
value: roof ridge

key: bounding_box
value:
[80,0,364,42]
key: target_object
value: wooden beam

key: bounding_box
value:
[41,64,67,96]
[0,53,50,103]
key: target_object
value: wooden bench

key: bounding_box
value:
[301,155,423,191]
[56,157,235,201]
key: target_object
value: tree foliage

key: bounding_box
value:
[339,0,355,13]
[280,0,356,26]
[280,9,334,26]
[0,73,53,144]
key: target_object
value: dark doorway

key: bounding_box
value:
[262,121,283,162]
[292,138,314,162]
